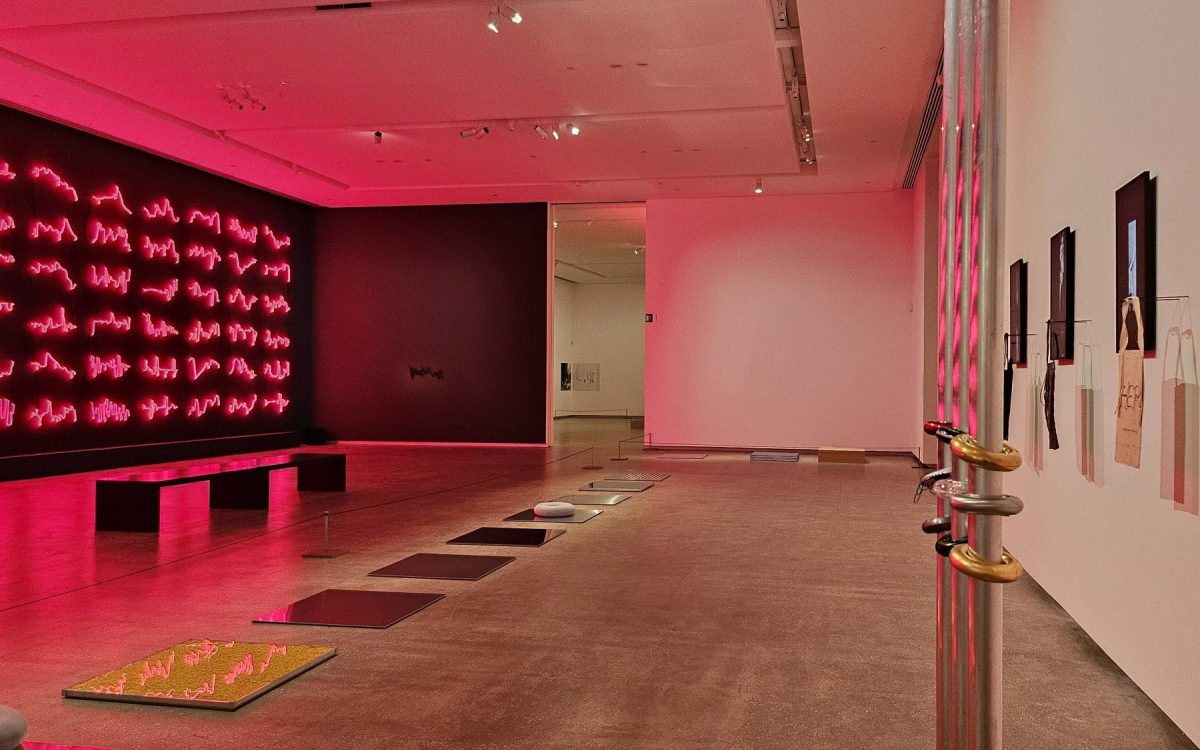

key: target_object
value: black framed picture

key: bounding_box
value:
[1049,228,1075,361]
[1008,259,1027,364]
[1115,172,1156,351]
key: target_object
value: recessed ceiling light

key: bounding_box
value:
[566,122,580,136]
[551,128,561,141]
[754,178,764,194]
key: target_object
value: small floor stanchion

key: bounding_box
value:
[582,447,603,470]
[302,511,349,559]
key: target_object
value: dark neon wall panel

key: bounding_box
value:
[0,105,313,461]
[313,204,547,444]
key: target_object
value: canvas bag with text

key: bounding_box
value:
[1076,343,1097,482]
[1160,302,1199,513]
[1115,296,1145,468]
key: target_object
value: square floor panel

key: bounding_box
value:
[657,453,709,460]
[368,553,515,581]
[62,639,336,710]
[552,493,630,506]
[253,589,445,629]
[750,451,801,462]
[580,480,654,492]
[447,527,565,547]
[24,744,113,749]
[503,508,602,524]
[606,471,671,482]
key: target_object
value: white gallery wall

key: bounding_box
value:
[553,278,645,418]
[1002,1,1200,741]
[644,192,920,450]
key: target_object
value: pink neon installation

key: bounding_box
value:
[28,306,77,335]
[138,355,179,381]
[263,392,290,414]
[227,356,257,381]
[227,323,258,347]
[0,299,12,315]
[0,360,13,379]
[27,398,78,428]
[263,295,290,314]
[28,260,77,291]
[186,280,219,308]
[227,288,258,312]
[141,197,180,223]
[0,162,15,181]
[185,320,220,344]
[0,253,14,266]
[261,261,291,282]
[185,242,221,271]
[261,224,291,251]
[263,329,291,350]
[87,219,132,253]
[139,395,179,422]
[0,213,14,233]
[29,351,77,380]
[88,398,132,425]
[186,356,221,382]
[29,217,78,243]
[225,394,257,416]
[142,278,180,302]
[0,398,14,428]
[29,165,78,201]
[141,235,180,264]
[187,393,221,418]
[228,252,257,275]
[87,353,131,380]
[90,185,132,215]
[87,312,133,337]
[85,265,132,295]
[141,313,179,339]
[226,216,257,244]
[262,360,290,381]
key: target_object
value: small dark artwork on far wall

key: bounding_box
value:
[1049,228,1075,361]
[1115,172,1157,352]
[560,362,572,391]
[1008,259,1028,364]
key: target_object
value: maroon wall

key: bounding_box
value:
[313,204,548,443]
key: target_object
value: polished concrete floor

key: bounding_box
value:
[0,418,1193,749]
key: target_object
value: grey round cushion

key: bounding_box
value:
[533,501,575,518]
[0,706,27,750]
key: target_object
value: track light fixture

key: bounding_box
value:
[500,4,522,23]
[487,4,520,32]
[374,131,383,145]
[551,128,560,141]
[486,7,502,32]
[460,126,490,139]
[566,122,580,136]
[534,125,551,139]
[754,178,764,194]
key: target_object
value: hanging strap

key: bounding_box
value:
[1119,295,1145,352]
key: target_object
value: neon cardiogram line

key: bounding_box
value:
[263,392,290,415]
[186,280,219,307]
[29,351,77,380]
[30,165,78,201]
[141,313,179,339]
[141,197,180,223]
[226,216,257,244]
[186,356,221,382]
[86,264,132,294]
[0,253,14,266]
[0,213,14,233]
[88,219,132,253]
[261,224,291,251]
[139,395,179,421]
[186,393,221,418]
[87,353,131,379]
[184,640,220,667]
[142,278,180,302]
[262,360,290,381]
[0,162,15,181]
[228,251,257,275]
[186,208,220,232]
[227,323,258,347]
[183,674,217,701]
[225,394,257,416]
[29,306,78,335]
[185,319,220,344]
[0,398,14,428]
[0,299,13,314]
[0,360,13,379]
[257,644,288,673]
[29,217,78,242]
[263,329,291,350]
[27,398,78,428]
[141,235,180,264]
[90,184,132,215]
[227,288,258,312]
[29,260,78,290]
[87,311,133,336]
[227,356,257,380]
[185,242,221,271]
[261,261,291,282]
[139,355,179,381]
[263,294,290,314]
[223,654,254,686]
[88,398,132,425]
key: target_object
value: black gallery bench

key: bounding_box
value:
[95,453,346,532]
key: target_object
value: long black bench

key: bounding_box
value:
[95,452,346,532]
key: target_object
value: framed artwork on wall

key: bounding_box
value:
[1115,171,1157,352]
[1049,228,1075,361]
[1008,259,1027,364]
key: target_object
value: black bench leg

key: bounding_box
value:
[209,469,271,510]
[297,456,346,492]
[96,483,162,532]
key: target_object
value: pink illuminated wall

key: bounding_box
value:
[644,193,920,451]
[0,103,311,466]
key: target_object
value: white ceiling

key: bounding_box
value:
[0,0,942,207]
[554,202,645,284]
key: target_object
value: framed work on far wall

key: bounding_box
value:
[1049,228,1075,361]
[1116,172,1157,352]
[1009,259,1028,364]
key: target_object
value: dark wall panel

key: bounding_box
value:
[0,105,314,477]
[314,204,547,444]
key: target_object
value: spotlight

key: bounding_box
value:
[754,178,763,194]
[534,125,550,139]
[566,122,580,136]
[553,220,558,228]
[551,128,560,141]
[460,126,489,139]
[486,7,502,32]
[500,4,522,23]
[374,131,383,144]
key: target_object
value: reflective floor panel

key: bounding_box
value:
[253,589,445,629]
[23,744,112,750]
[656,453,709,460]
[750,451,801,462]
[580,480,654,492]
[552,493,630,506]
[605,472,670,482]
[446,527,565,547]
[503,508,602,524]
[62,639,336,710]
[368,553,515,581]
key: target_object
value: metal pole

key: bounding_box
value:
[970,0,1004,746]
[937,0,962,746]
[953,0,978,745]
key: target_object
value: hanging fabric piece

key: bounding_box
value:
[1076,343,1097,482]
[1044,359,1060,450]
[1026,353,1045,473]
[1115,296,1145,468]
[1003,336,1014,440]
[1160,301,1199,513]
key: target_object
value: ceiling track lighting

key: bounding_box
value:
[754,178,764,194]
[459,126,490,140]
[487,4,521,32]
[374,130,383,144]
[500,4,522,23]
[534,124,551,139]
